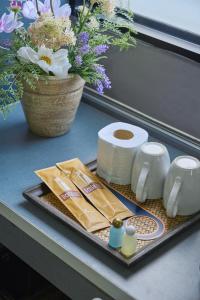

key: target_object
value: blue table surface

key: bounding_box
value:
[0,102,200,300]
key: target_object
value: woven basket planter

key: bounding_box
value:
[21,74,85,137]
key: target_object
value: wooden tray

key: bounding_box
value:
[23,160,200,267]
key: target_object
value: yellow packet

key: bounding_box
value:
[57,159,133,222]
[35,166,110,232]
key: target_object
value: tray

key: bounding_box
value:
[23,160,200,267]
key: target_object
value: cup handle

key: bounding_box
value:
[166,177,182,218]
[136,162,149,203]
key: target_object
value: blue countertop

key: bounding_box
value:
[0,102,200,300]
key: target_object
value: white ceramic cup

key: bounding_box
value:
[163,156,200,218]
[131,142,171,203]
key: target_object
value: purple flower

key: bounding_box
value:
[79,44,90,55]
[75,55,83,66]
[22,0,71,20]
[103,76,111,89]
[0,11,23,33]
[94,64,111,91]
[94,44,109,55]
[78,32,89,45]
[94,64,106,75]
[22,0,38,19]
[95,80,104,95]
[0,39,12,49]
[53,2,71,18]
[10,1,22,13]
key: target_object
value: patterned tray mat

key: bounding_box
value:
[40,180,189,253]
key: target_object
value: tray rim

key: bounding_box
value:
[23,159,200,267]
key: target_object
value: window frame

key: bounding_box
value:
[115,1,200,63]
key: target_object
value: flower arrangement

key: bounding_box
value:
[0,0,136,116]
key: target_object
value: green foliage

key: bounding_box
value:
[0,35,43,118]
[0,72,23,118]
[116,7,134,23]
[89,33,112,47]
[111,32,136,50]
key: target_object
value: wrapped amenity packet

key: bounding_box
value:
[57,159,133,222]
[35,166,110,232]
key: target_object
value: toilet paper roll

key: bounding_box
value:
[97,122,148,185]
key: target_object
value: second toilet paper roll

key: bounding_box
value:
[97,122,148,185]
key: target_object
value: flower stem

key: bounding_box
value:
[78,1,93,34]
[35,0,40,15]
[50,0,54,15]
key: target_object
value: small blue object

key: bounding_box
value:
[109,219,125,249]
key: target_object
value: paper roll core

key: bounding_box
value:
[113,129,134,140]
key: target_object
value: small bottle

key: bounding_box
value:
[109,218,124,249]
[120,225,137,257]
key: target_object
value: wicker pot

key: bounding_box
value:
[21,74,85,137]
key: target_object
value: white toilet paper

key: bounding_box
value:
[97,122,148,185]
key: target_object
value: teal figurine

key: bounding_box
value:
[109,218,124,249]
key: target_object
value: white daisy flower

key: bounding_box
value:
[17,46,71,79]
